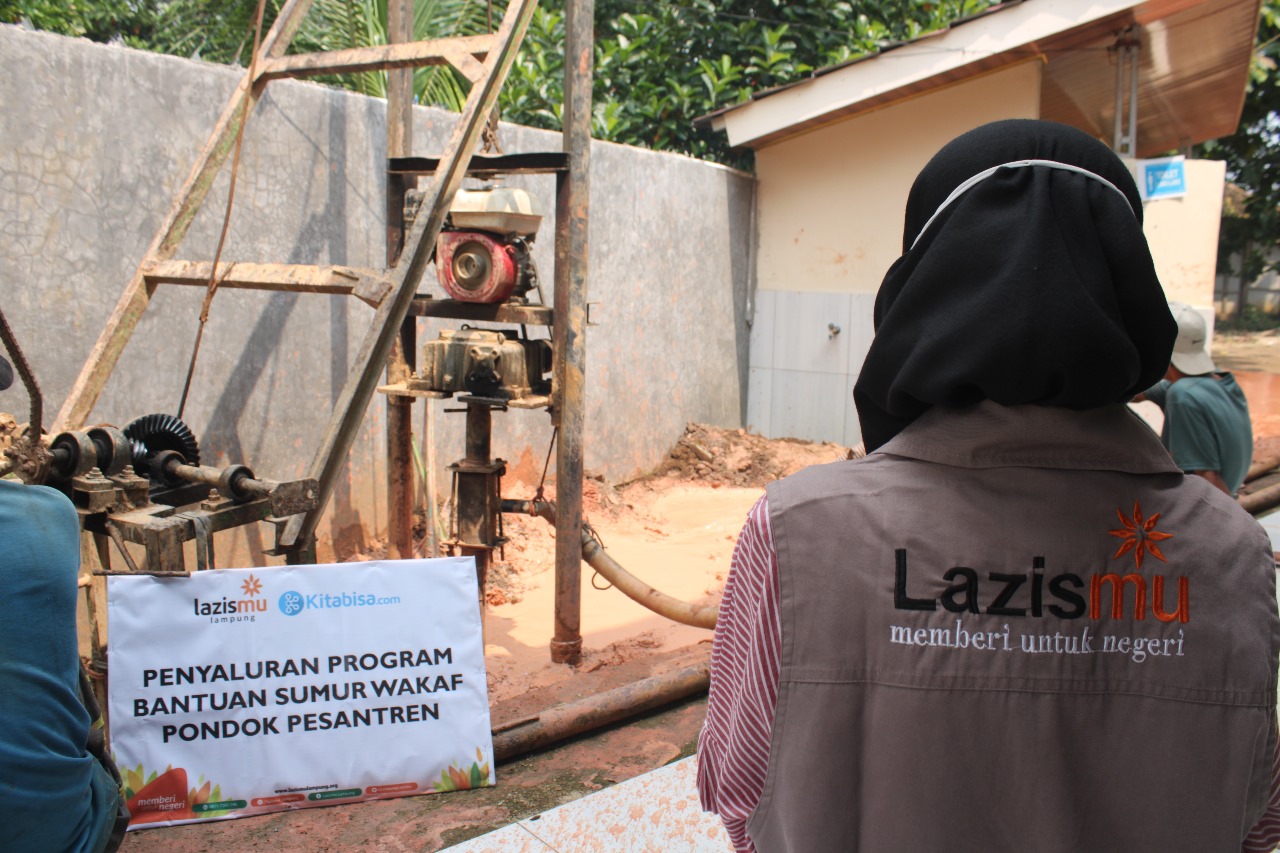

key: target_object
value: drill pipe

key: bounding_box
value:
[492,663,709,761]
[502,499,718,630]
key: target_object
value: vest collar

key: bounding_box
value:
[875,401,1180,474]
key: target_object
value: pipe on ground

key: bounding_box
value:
[1246,455,1280,485]
[492,663,709,761]
[503,499,718,629]
[1240,482,1280,516]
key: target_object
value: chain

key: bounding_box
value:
[480,0,502,155]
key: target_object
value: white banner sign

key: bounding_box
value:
[107,558,493,829]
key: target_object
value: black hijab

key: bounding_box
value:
[852,119,1177,453]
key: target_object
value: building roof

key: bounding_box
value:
[701,0,1261,154]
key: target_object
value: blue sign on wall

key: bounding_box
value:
[1138,156,1187,201]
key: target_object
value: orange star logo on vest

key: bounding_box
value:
[240,574,263,597]
[1108,500,1173,570]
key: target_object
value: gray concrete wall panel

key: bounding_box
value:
[0,25,754,564]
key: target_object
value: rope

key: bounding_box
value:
[177,0,268,419]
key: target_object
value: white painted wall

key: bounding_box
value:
[1139,158,1226,311]
[1216,248,1280,315]
[753,61,1043,296]
[746,62,1041,445]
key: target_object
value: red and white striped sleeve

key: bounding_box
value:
[1243,723,1280,853]
[697,494,781,853]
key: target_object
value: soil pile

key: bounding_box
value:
[486,424,854,610]
[649,422,858,488]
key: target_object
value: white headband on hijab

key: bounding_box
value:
[909,158,1137,250]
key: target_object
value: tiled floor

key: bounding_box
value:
[447,756,732,852]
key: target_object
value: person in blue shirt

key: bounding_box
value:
[1138,301,1253,496]
[0,354,126,852]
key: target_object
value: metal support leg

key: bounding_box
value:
[453,403,502,613]
[550,0,594,665]
[1112,30,1140,156]
[387,0,418,561]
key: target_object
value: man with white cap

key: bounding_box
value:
[1139,301,1253,496]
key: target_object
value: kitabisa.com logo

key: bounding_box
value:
[277,589,402,617]
[194,574,402,625]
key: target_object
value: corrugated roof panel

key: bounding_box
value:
[703,0,1260,152]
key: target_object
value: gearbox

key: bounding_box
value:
[415,328,551,402]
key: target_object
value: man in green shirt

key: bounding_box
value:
[1140,301,1253,496]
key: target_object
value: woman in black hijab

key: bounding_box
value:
[702,120,1280,853]
[852,119,1177,453]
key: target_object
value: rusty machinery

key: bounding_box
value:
[3,406,318,578]
[382,182,554,602]
[0,307,319,704]
[51,416,316,570]
[7,0,716,756]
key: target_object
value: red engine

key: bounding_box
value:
[436,230,521,303]
[433,187,542,304]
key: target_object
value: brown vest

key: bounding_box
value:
[751,402,1279,853]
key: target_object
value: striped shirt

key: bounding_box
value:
[697,494,1280,853]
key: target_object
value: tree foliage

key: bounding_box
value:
[4,0,993,167]
[505,0,993,165]
[1,0,166,47]
[1197,0,1280,311]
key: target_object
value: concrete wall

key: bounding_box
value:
[752,61,1043,297]
[1216,248,1280,316]
[0,25,754,563]
[1139,158,1226,313]
[745,62,1042,445]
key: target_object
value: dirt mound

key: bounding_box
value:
[649,422,859,488]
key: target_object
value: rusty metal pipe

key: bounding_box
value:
[1240,482,1280,516]
[492,663,709,761]
[168,460,270,498]
[385,0,416,561]
[549,0,595,666]
[465,402,492,463]
[1246,454,1280,484]
[504,499,718,630]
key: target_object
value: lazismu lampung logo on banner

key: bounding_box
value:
[192,574,267,623]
